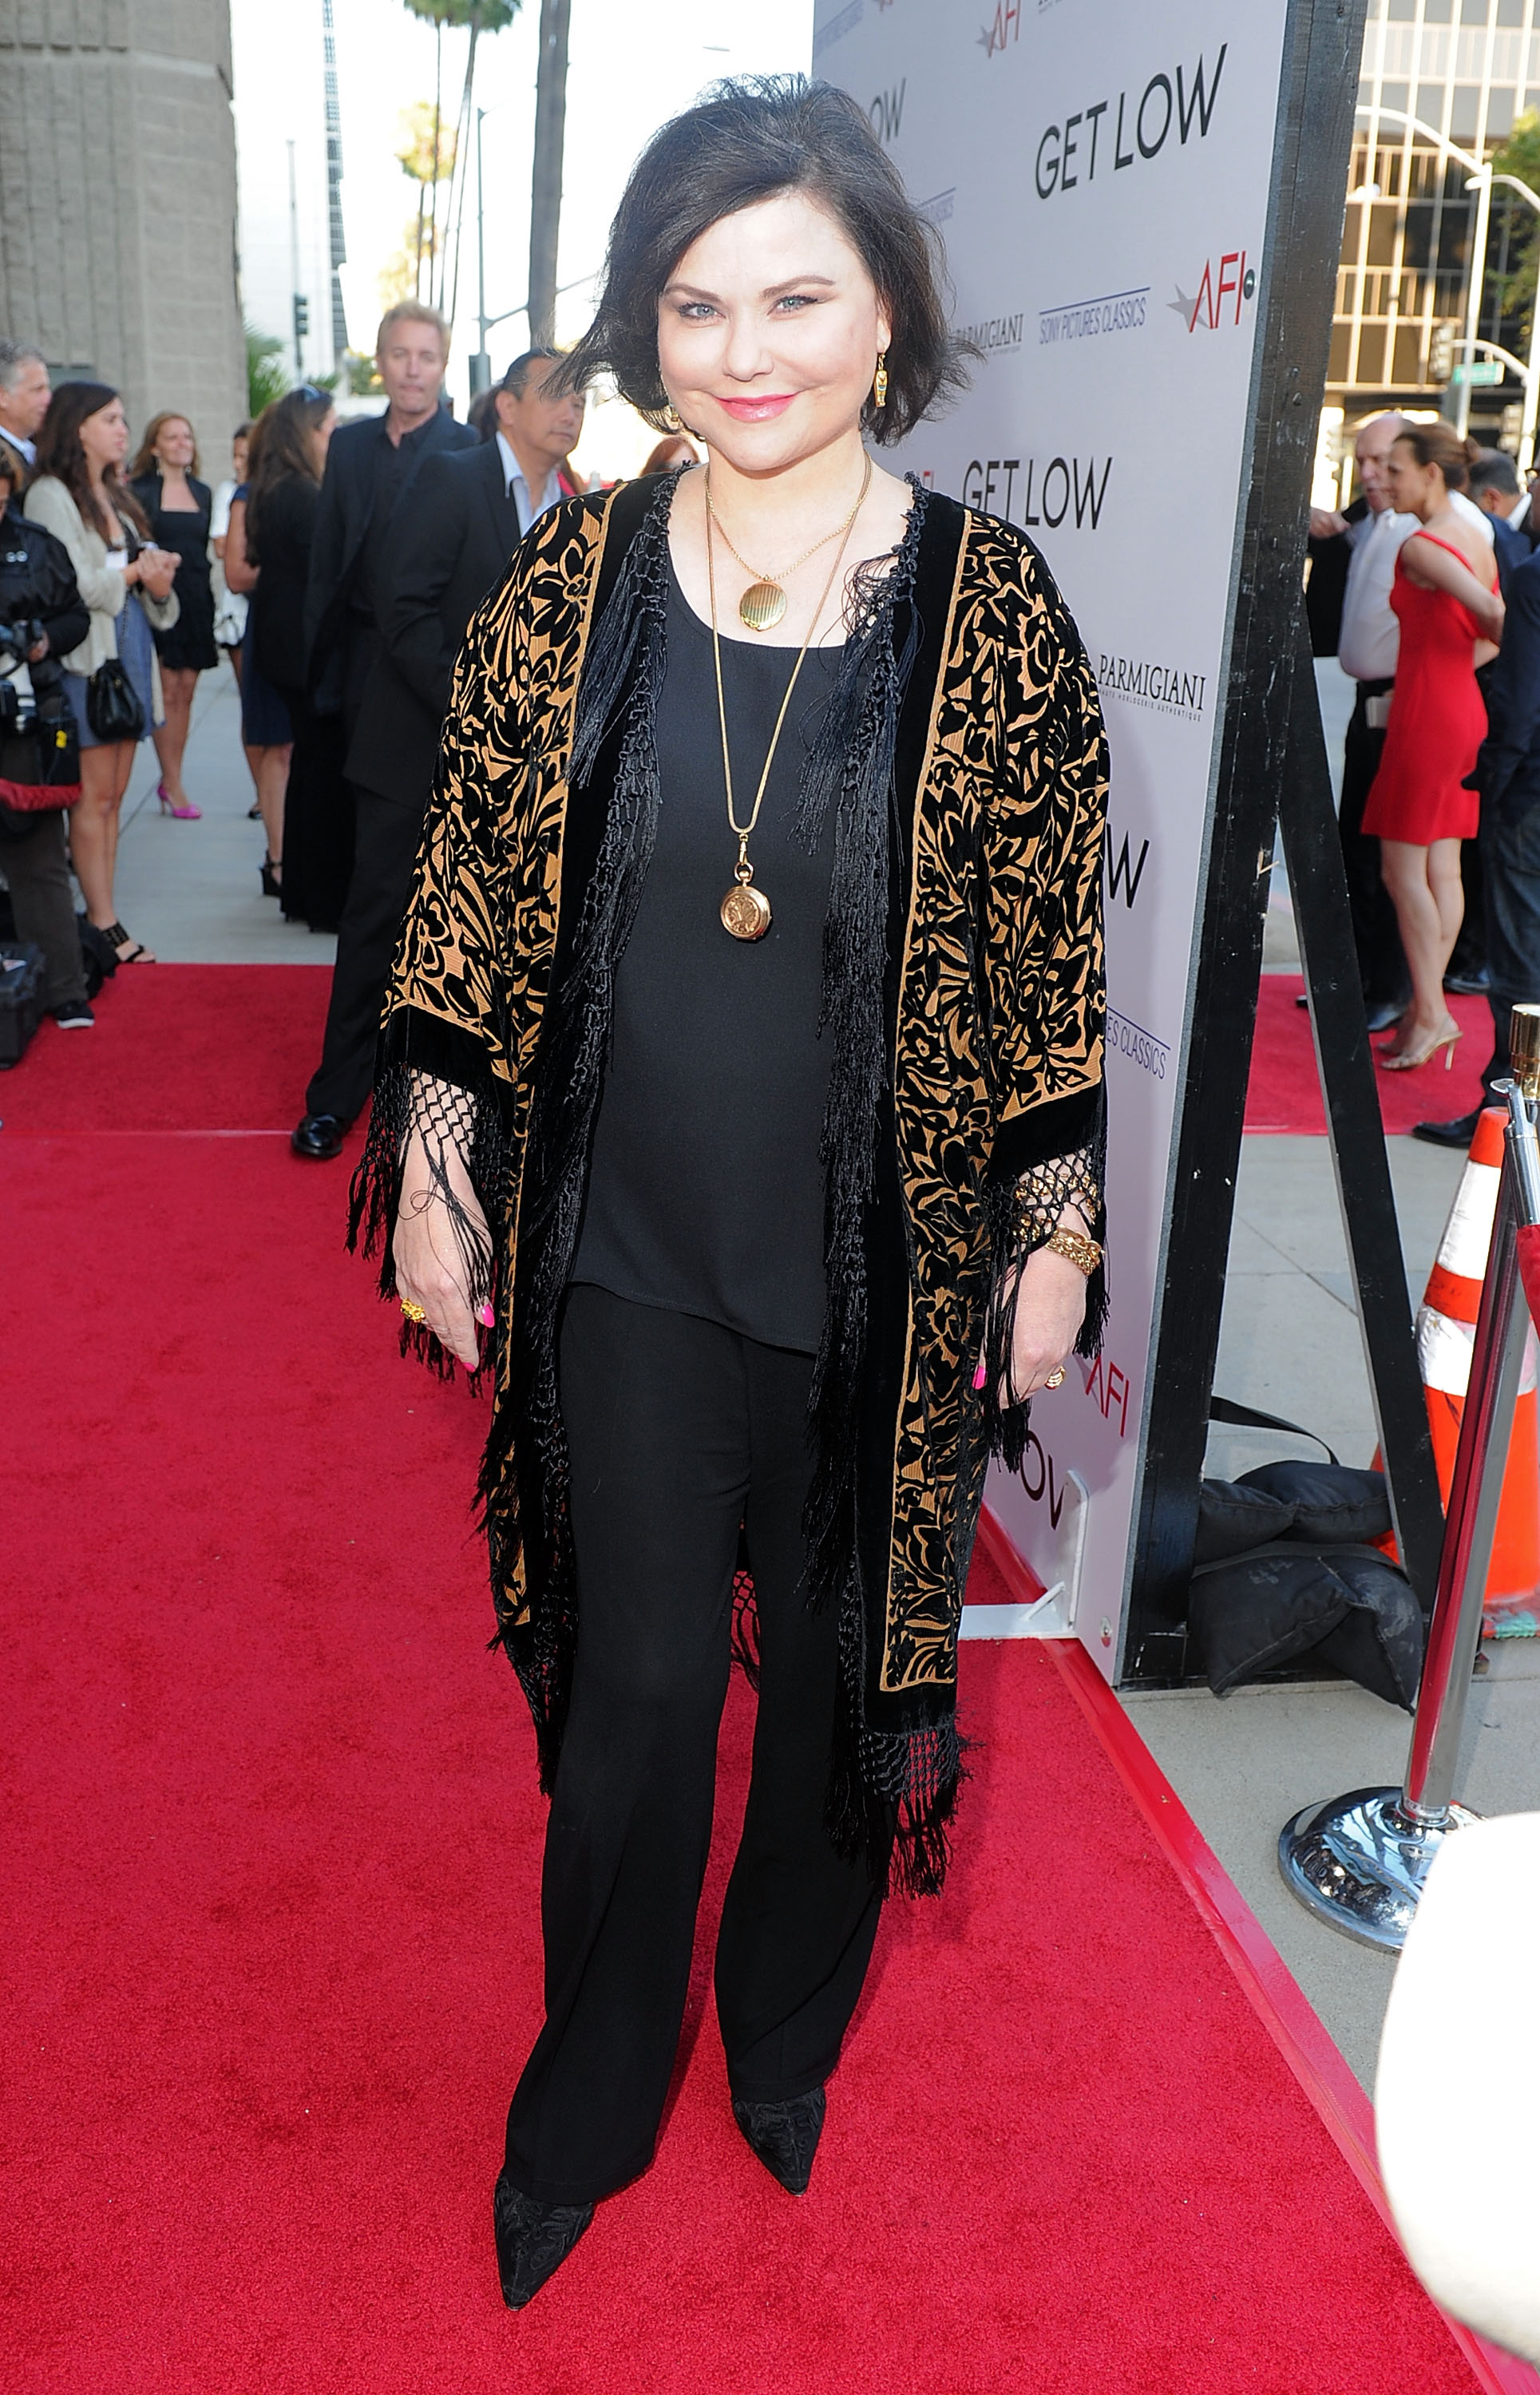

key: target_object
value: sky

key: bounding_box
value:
[327,0,817,477]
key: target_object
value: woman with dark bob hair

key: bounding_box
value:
[353,75,1107,2307]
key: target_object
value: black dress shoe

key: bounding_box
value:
[492,2173,594,2310]
[1366,998,1407,1033]
[1444,964,1491,996]
[291,1112,347,1161]
[731,2085,826,2195]
[1412,1110,1482,1150]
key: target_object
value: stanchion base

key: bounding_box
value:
[1277,1787,1481,1953]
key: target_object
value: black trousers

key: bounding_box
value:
[1340,683,1411,1010]
[502,1286,886,2207]
[304,783,426,1124]
[2,810,85,1009]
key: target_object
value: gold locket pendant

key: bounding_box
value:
[738,580,788,633]
[721,865,772,941]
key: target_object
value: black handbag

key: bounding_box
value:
[85,651,144,742]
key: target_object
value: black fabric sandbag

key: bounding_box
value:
[1187,1539,1423,1705]
[1187,1547,1348,1696]
[1236,1459,1392,1545]
[1313,1548,1424,1709]
[1195,1479,1297,1565]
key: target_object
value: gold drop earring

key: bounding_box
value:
[662,402,683,432]
[873,350,889,410]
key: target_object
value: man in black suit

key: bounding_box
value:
[0,342,51,493]
[292,303,476,1159]
[292,349,585,1160]
[1469,449,1538,591]
[1416,544,1540,1147]
[365,350,586,817]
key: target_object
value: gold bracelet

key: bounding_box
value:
[1045,1226,1102,1277]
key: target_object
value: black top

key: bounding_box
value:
[571,568,842,1353]
[129,470,217,670]
[247,475,320,695]
[352,414,440,627]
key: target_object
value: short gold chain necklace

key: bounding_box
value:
[705,467,871,632]
[707,453,871,941]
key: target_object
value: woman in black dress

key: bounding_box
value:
[240,386,337,903]
[129,412,219,817]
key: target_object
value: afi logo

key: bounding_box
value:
[980,0,1020,55]
[1083,1352,1132,1437]
[1170,249,1257,332]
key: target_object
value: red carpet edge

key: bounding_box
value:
[975,1508,1540,2395]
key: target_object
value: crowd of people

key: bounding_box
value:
[1308,412,1540,1142]
[0,309,694,1108]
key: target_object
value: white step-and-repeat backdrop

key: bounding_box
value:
[813,0,1296,1676]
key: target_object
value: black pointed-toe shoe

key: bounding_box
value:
[731,2085,827,2195]
[291,1111,348,1161]
[493,2172,595,2310]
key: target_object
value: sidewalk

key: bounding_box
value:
[110,660,337,967]
[1131,659,1538,2091]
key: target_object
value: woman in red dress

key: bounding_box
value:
[1364,422,1504,1071]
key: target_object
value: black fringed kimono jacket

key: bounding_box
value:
[352,471,1107,1894]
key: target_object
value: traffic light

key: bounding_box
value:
[293,294,311,341]
[1429,322,1455,384]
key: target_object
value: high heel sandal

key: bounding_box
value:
[101,919,153,965]
[260,855,283,898]
[156,782,202,821]
[1380,1020,1462,1073]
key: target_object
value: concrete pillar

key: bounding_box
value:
[0,0,245,453]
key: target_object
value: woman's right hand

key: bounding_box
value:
[137,547,179,600]
[391,1132,486,1369]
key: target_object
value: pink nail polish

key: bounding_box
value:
[477,1303,495,1328]
[972,1362,988,1390]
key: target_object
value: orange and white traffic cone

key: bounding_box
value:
[1411,1107,1540,1632]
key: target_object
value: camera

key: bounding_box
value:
[0,616,43,663]
[0,616,43,731]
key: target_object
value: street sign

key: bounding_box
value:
[1451,360,1504,385]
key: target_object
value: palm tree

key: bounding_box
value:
[403,1,522,322]
[528,0,571,346]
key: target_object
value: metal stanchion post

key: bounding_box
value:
[1277,1010,1540,1950]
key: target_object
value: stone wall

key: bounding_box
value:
[0,0,244,456]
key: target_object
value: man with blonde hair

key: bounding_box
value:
[294,300,475,1161]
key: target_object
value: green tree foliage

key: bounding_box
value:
[1490,113,1540,342]
[246,326,288,418]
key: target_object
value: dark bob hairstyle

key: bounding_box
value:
[558,75,971,445]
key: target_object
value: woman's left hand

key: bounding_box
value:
[985,1242,1090,1405]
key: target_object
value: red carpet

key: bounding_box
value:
[1,968,1507,2393]
[1246,973,1490,1134]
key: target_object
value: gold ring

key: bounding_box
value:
[400,1299,426,1325]
[1044,1367,1066,1390]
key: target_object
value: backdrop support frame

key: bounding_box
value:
[1122,0,1441,1678]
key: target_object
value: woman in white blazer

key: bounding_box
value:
[28,382,180,965]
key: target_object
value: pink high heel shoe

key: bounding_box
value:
[156,782,201,820]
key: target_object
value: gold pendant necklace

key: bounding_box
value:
[706,470,873,633]
[707,456,872,940]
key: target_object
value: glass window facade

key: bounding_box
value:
[1334,0,1538,451]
